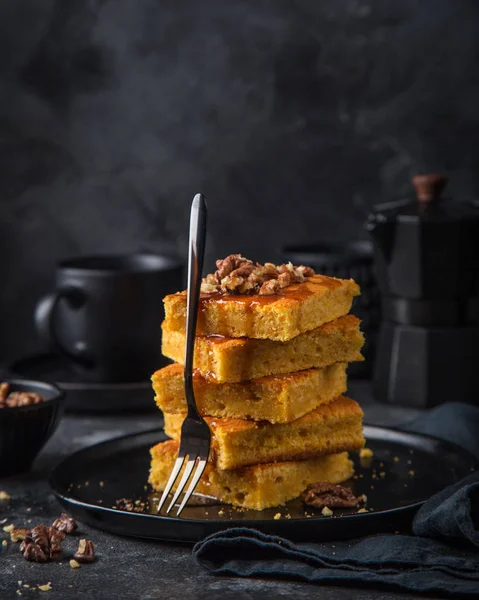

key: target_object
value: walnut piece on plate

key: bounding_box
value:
[302,482,367,511]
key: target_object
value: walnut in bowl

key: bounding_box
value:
[0,379,65,476]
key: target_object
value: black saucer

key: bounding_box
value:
[49,425,477,543]
[8,354,160,413]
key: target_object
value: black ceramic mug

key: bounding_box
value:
[34,255,183,383]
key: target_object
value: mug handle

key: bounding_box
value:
[34,286,93,366]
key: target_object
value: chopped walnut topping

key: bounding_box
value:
[302,483,367,510]
[263,262,279,278]
[229,263,256,279]
[259,279,280,295]
[214,254,251,282]
[200,281,218,294]
[277,271,292,287]
[201,255,315,295]
[296,265,315,277]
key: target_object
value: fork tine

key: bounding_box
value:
[175,457,208,517]
[166,455,197,514]
[156,451,186,513]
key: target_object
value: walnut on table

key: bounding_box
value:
[73,539,95,563]
[22,541,49,563]
[32,525,65,557]
[20,526,65,561]
[52,513,78,535]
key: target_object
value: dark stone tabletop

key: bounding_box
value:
[0,383,443,600]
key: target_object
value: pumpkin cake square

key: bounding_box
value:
[152,362,348,424]
[164,254,359,342]
[149,440,354,510]
[161,314,364,383]
[163,395,364,470]
[164,275,360,343]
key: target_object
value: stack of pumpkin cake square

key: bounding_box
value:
[149,255,365,510]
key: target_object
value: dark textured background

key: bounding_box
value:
[1,0,479,360]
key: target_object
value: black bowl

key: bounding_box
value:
[0,379,65,477]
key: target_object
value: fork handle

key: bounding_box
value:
[184,193,207,415]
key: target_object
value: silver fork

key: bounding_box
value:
[156,193,211,517]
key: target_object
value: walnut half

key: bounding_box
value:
[52,513,77,535]
[74,539,95,563]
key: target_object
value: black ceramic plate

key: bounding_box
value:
[49,426,477,543]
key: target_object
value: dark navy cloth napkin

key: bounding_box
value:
[193,403,479,597]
